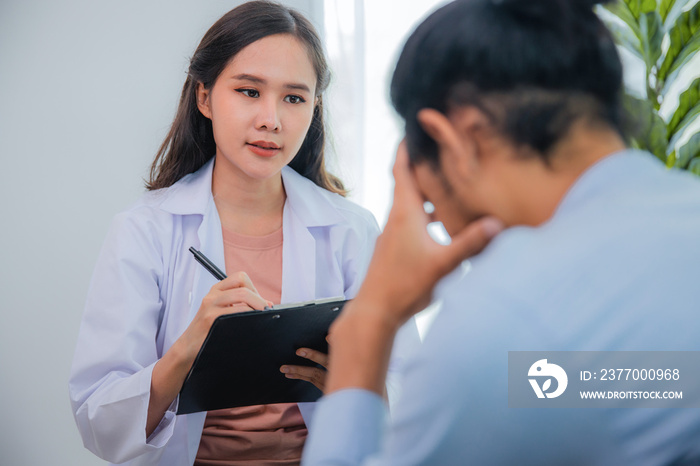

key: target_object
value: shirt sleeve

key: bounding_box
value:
[302,389,388,466]
[68,209,177,463]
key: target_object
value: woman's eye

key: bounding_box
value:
[236,89,259,98]
[284,95,306,104]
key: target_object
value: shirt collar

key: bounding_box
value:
[552,149,660,220]
[155,158,344,227]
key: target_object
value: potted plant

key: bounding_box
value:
[598,0,700,174]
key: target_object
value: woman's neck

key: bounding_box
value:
[211,157,286,236]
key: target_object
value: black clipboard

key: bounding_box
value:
[176,299,346,415]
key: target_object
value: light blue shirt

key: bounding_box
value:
[303,150,700,465]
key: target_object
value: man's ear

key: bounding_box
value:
[196,82,212,120]
[416,108,457,150]
[417,108,479,180]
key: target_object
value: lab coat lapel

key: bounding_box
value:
[186,197,223,463]
[158,159,220,462]
[157,158,223,325]
[278,166,344,303]
[281,200,316,303]
[189,196,225,319]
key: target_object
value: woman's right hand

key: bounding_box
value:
[147,271,271,436]
[179,271,273,363]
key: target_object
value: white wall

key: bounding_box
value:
[0,1,322,464]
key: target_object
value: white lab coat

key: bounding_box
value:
[69,159,419,465]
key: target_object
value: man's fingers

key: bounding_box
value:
[391,140,411,183]
[392,141,425,206]
[440,216,503,271]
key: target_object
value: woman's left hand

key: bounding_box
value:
[280,348,329,393]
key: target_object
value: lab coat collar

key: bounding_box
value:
[156,159,215,216]
[280,166,344,227]
[155,158,345,227]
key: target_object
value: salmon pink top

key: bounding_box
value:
[194,226,307,465]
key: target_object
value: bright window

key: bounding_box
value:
[324,0,447,225]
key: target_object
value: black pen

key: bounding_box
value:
[189,247,227,281]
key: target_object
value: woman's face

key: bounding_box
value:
[197,33,317,183]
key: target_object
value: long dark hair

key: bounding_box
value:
[390,0,623,165]
[147,1,344,194]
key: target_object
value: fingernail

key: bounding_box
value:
[482,217,504,237]
[297,350,307,357]
[280,366,289,373]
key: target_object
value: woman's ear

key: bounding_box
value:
[196,82,212,120]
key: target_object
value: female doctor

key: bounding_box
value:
[69,2,418,465]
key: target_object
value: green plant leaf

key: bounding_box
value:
[667,149,677,167]
[668,105,700,153]
[667,77,700,137]
[660,0,677,22]
[624,0,660,17]
[673,102,700,141]
[662,0,692,27]
[660,38,700,99]
[675,132,700,168]
[622,94,669,161]
[657,2,700,83]
[607,0,699,175]
[640,12,664,71]
[661,36,700,98]
[601,16,644,57]
[606,1,643,40]
[642,0,659,14]
[688,156,700,176]
[623,0,642,20]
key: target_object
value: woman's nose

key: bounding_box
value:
[255,98,281,132]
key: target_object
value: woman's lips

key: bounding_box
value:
[247,141,281,157]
